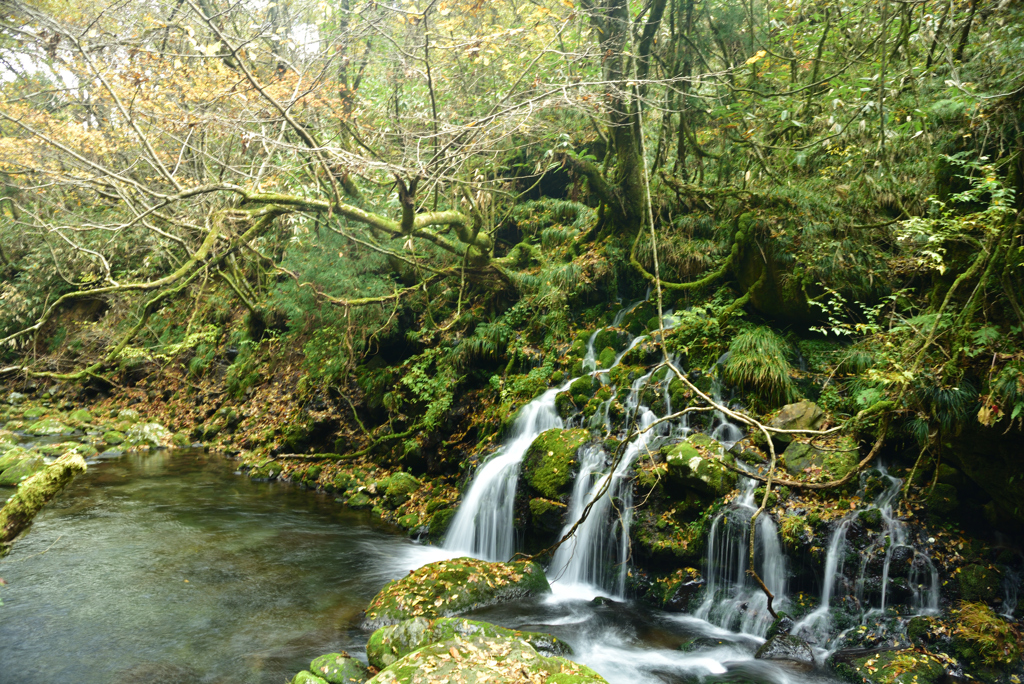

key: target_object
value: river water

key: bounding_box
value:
[0,449,839,684]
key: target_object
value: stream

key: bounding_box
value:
[0,448,842,684]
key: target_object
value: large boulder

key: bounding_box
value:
[383,472,421,507]
[308,653,370,684]
[125,422,172,448]
[662,440,736,497]
[754,634,815,670]
[782,436,858,480]
[362,557,550,629]
[0,446,33,472]
[769,402,825,445]
[522,428,589,499]
[365,634,607,684]
[366,617,571,669]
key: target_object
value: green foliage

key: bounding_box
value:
[723,326,797,409]
[952,602,1023,669]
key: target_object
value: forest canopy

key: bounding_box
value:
[0,0,1022,493]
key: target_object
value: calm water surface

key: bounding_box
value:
[0,449,447,684]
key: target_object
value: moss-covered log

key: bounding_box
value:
[0,451,87,557]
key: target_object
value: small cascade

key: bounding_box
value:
[1001,567,1020,618]
[695,475,789,636]
[443,385,565,561]
[549,368,665,596]
[793,466,941,644]
[703,354,744,450]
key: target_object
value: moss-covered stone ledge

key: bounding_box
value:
[365,634,607,684]
[362,557,551,629]
[367,617,571,670]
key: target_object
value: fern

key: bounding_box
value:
[723,326,797,408]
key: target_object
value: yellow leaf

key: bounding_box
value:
[745,50,767,65]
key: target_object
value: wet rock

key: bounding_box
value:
[103,430,126,445]
[117,408,141,423]
[428,508,455,536]
[958,564,1001,602]
[22,407,46,420]
[366,617,571,669]
[68,409,92,423]
[308,653,369,684]
[754,634,815,670]
[362,557,550,629]
[662,440,736,497]
[383,472,421,507]
[125,422,172,448]
[529,497,565,532]
[291,671,330,684]
[7,392,26,405]
[0,454,46,485]
[365,634,606,684]
[769,401,825,445]
[766,612,794,639]
[0,446,33,472]
[832,648,946,684]
[27,418,74,436]
[927,483,959,518]
[522,428,588,499]
[782,436,858,480]
[663,570,705,612]
[347,491,372,509]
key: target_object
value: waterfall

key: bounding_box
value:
[793,466,941,643]
[548,368,671,596]
[695,475,789,637]
[443,385,565,561]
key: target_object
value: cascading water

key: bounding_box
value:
[793,466,941,644]
[443,385,566,561]
[695,473,789,637]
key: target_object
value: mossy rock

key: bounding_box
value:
[384,472,421,507]
[555,391,576,419]
[857,508,883,529]
[529,497,565,532]
[291,671,330,684]
[926,483,958,518]
[0,447,34,473]
[769,402,825,445]
[0,455,46,485]
[22,407,46,420]
[117,408,141,423]
[958,564,1001,602]
[780,514,811,547]
[428,508,456,537]
[662,441,736,496]
[597,346,616,369]
[593,328,628,353]
[365,634,606,684]
[171,432,191,448]
[68,409,92,423]
[366,617,572,670]
[27,418,73,436]
[309,653,370,684]
[103,430,126,445]
[125,422,172,448]
[782,437,858,480]
[522,428,589,500]
[398,513,419,529]
[837,648,945,684]
[363,557,551,629]
[39,442,97,459]
[569,376,596,404]
[347,491,373,509]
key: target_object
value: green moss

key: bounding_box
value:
[347,492,372,509]
[569,375,596,404]
[103,430,126,445]
[308,653,369,684]
[363,557,551,628]
[21,407,45,420]
[384,472,421,507]
[926,483,959,518]
[365,634,606,684]
[366,617,572,669]
[429,508,456,536]
[780,514,811,547]
[68,409,92,423]
[291,671,330,684]
[0,452,87,556]
[0,455,45,485]
[398,513,420,529]
[782,437,858,480]
[598,346,616,369]
[958,564,1001,602]
[662,441,736,496]
[840,649,945,684]
[522,428,589,499]
[27,418,73,436]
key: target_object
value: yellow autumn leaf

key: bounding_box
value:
[745,49,767,65]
